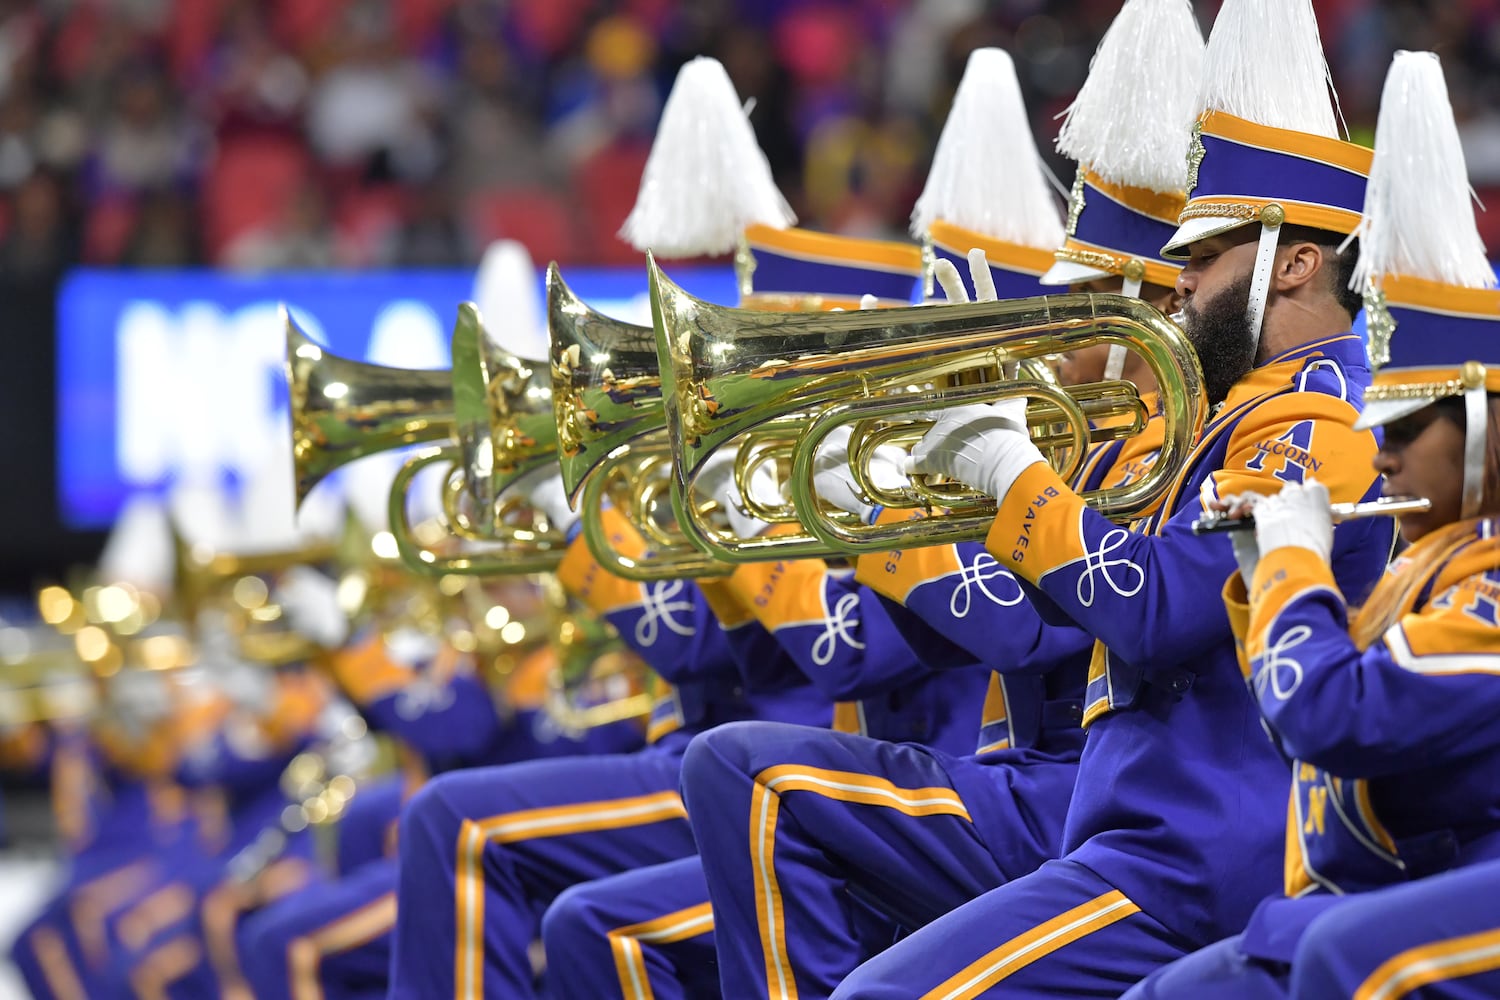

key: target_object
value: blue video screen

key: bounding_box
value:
[57,265,737,528]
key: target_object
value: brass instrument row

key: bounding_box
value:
[290,255,1209,583]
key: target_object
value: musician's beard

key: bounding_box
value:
[1182,274,1258,407]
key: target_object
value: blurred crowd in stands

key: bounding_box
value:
[0,0,1493,280]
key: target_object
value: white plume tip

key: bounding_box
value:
[1055,0,1204,194]
[911,47,1063,249]
[619,56,795,258]
[1197,0,1342,139]
[1353,51,1496,291]
[473,240,546,360]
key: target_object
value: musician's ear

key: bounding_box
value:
[1273,240,1324,293]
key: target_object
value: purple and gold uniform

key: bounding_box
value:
[1290,858,1500,1000]
[1125,519,1500,1000]
[680,398,1183,996]
[386,517,831,1000]
[95,675,330,999]
[828,337,1390,998]
[678,374,1174,997]
[237,634,637,1000]
[540,550,989,1000]
[10,731,196,1000]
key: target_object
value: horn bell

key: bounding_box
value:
[547,264,665,505]
[647,253,1207,556]
[285,307,455,507]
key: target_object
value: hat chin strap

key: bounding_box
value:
[1245,207,1286,358]
[1104,263,1146,381]
[1463,379,1487,520]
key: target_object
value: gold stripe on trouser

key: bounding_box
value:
[70,861,155,967]
[1355,925,1500,1000]
[750,765,973,1000]
[29,925,87,1000]
[921,890,1141,1000]
[129,934,201,1000]
[205,857,312,1000]
[288,891,398,1000]
[454,791,688,1000]
[118,882,196,951]
[607,901,715,1000]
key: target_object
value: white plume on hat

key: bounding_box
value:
[911,47,1063,248]
[1352,51,1496,292]
[1197,0,1342,138]
[619,56,795,258]
[1055,0,1204,194]
[98,493,175,594]
[473,240,547,361]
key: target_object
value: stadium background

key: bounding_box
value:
[0,0,1497,590]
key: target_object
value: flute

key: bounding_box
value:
[1191,495,1431,535]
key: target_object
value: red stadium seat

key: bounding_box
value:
[468,186,581,267]
[569,140,650,265]
[82,196,139,265]
[333,184,411,266]
[200,135,312,262]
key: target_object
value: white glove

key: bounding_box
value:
[812,426,910,523]
[277,566,350,649]
[1253,479,1334,565]
[696,450,778,538]
[384,626,441,669]
[512,467,577,534]
[906,397,1044,503]
[1210,490,1268,586]
[933,249,997,304]
[217,660,275,714]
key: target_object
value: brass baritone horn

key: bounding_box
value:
[388,304,568,576]
[285,308,455,507]
[284,301,566,574]
[549,265,732,582]
[548,263,665,504]
[648,253,1207,557]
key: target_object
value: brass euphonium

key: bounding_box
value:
[548,265,732,581]
[648,253,1207,556]
[283,303,565,575]
[389,304,568,576]
[285,308,455,507]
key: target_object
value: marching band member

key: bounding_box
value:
[537,420,986,999]
[98,482,350,999]
[855,0,1202,730]
[385,55,857,1000]
[678,39,1114,998]
[8,496,214,999]
[825,0,1395,993]
[1127,49,1500,1000]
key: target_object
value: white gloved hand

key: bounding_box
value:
[384,626,442,669]
[813,433,909,524]
[1210,490,1268,586]
[933,249,997,304]
[1253,479,1334,565]
[906,397,1044,503]
[513,467,577,534]
[696,450,778,538]
[277,566,349,649]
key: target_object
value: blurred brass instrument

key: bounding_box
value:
[648,253,1207,556]
[549,266,734,581]
[0,625,97,726]
[537,576,655,736]
[387,304,566,576]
